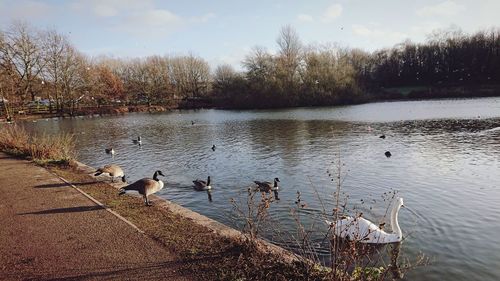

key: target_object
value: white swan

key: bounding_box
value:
[325,197,404,244]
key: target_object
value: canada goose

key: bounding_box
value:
[211,145,216,151]
[325,198,404,244]
[385,151,392,158]
[254,178,280,193]
[119,170,165,206]
[105,148,115,155]
[132,136,142,145]
[94,164,126,183]
[193,176,211,191]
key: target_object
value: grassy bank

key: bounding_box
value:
[0,124,75,165]
[51,166,332,281]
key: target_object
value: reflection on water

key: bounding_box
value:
[24,97,500,281]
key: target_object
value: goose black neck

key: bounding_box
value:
[207,176,211,186]
[274,180,278,187]
[153,171,159,181]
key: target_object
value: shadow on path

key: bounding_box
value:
[18,205,104,215]
[35,181,99,188]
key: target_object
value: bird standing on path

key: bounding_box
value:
[119,170,165,206]
[94,164,126,183]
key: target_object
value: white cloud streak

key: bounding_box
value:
[2,0,53,20]
[416,0,466,17]
[321,4,343,23]
[352,24,408,43]
[69,0,215,39]
[297,14,314,22]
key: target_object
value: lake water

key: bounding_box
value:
[25,97,500,280]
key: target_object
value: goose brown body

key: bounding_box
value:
[254,178,280,193]
[95,164,125,182]
[119,170,165,206]
[193,176,211,191]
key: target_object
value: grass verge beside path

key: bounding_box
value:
[51,166,329,281]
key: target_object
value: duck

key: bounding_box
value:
[105,148,115,155]
[211,145,216,151]
[385,151,392,158]
[379,135,386,139]
[254,178,280,193]
[132,136,142,145]
[325,197,404,244]
[193,176,212,191]
[94,164,126,183]
[119,170,165,206]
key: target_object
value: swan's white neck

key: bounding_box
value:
[390,199,403,239]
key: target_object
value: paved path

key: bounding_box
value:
[0,153,192,281]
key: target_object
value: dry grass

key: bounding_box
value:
[0,124,75,165]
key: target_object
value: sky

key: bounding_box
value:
[0,0,499,68]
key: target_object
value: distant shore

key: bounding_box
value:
[2,84,500,123]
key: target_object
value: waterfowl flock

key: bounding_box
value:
[98,132,393,207]
[94,130,403,245]
[97,134,281,206]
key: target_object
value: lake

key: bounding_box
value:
[25,97,500,281]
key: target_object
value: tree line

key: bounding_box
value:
[1,21,499,113]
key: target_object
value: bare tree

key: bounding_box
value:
[59,45,89,115]
[170,54,210,99]
[42,29,69,112]
[276,25,302,80]
[1,21,45,101]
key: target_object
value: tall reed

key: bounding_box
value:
[0,124,75,165]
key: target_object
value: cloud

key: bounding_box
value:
[71,0,153,18]
[321,4,342,23]
[416,0,466,17]
[297,14,314,22]
[190,13,216,23]
[69,0,215,39]
[2,0,53,20]
[352,24,408,42]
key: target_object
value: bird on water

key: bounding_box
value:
[325,197,405,244]
[254,178,280,193]
[193,176,212,191]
